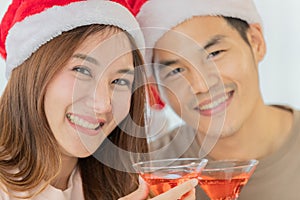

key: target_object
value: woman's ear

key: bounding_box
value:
[247,23,266,63]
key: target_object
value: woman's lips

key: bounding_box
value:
[66,113,106,136]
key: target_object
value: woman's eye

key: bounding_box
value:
[72,66,92,77]
[207,50,224,59]
[166,67,185,77]
[112,78,131,87]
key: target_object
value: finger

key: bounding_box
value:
[151,179,198,200]
[118,176,149,200]
[181,188,196,200]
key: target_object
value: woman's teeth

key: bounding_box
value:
[199,94,229,111]
[67,114,100,130]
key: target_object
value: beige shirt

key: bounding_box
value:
[236,108,300,200]
[150,107,300,199]
[0,168,84,200]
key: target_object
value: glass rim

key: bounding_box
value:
[133,158,208,172]
[202,159,259,172]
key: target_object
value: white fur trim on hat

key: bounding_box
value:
[5,0,145,78]
[137,0,262,63]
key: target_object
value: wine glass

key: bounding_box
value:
[198,159,259,200]
[133,158,208,198]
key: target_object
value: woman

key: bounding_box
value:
[0,0,197,199]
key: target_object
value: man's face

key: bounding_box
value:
[153,16,265,138]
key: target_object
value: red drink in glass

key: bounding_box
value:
[199,174,250,199]
[141,171,200,196]
[198,160,258,200]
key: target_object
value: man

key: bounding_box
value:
[135,0,300,199]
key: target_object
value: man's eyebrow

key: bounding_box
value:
[73,53,99,65]
[203,35,226,50]
[156,35,226,67]
[117,68,134,75]
[157,59,179,68]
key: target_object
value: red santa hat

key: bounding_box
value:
[135,0,263,63]
[0,0,145,78]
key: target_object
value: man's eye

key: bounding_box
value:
[72,66,92,77]
[112,78,131,87]
[166,67,185,77]
[207,50,224,59]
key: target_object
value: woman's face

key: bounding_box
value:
[44,29,135,158]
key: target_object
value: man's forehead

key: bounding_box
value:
[155,17,228,48]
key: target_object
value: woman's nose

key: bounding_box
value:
[86,84,112,114]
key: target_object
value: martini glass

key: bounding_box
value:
[133,158,208,198]
[198,159,258,200]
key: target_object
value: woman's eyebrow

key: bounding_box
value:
[73,53,99,65]
[73,53,134,75]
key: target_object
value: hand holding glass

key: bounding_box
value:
[133,158,208,198]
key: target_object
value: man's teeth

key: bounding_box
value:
[199,95,229,111]
[67,114,99,130]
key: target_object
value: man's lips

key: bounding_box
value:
[195,90,234,111]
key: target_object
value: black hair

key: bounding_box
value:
[223,16,250,46]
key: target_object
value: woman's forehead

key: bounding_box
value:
[74,31,133,64]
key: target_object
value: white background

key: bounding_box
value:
[1,1,300,109]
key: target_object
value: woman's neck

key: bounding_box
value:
[50,155,78,190]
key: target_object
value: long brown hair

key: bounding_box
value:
[0,25,147,199]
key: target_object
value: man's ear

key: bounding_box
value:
[247,23,266,62]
